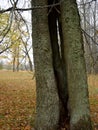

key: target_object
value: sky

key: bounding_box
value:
[0,0,30,8]
[0,0,31,22]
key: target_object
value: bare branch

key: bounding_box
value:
[78,0,96,6]
[82,29,98,46]
[0,44,13,54]
[0,11,13,43]
[0,35,21,54]
[0,0,63,13]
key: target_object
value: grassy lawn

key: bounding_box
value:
[0,71,98,130]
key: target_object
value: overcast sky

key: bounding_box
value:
[0,0,30,8]
[0,0,31,22]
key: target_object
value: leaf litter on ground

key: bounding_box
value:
[0,71,98,130]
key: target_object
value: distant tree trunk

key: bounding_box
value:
[91,0,97,74]
[16,45,19,72]
[61,0,92,130]
[12,48,16,72]
[13,56,15,72]
[28,54,33,71]
[22,40,33,71]
[81,0,91,74]
[31,0,59,130]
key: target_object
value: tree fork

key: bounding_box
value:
[48,0,69,129]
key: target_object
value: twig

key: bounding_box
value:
[0,0,64,13]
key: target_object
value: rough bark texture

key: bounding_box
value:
[48,0,68,112]
[31,0,59,130]
[61,0,92,130]
[48,1,69,129]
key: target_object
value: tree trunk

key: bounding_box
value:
[16,45,19,72]
[48,1,69,128]
[60,0,92,130]
[13,56,15,72]
[31,0,59,130]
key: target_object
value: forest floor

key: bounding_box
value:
[0,70,98,130]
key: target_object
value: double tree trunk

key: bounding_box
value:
[31,0,59,130]
[31,0,92,130]
[61,0,92,130]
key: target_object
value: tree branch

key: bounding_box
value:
[0,0,63,13]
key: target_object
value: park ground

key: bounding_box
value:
[0,71,98,130]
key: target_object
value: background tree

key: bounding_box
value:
[77,0,98,74]
[0,9,33,71]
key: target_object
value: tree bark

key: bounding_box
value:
[60,0,92,130]
[48,1,69,128]
[31,0,59,130]
[48,0,68,113]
